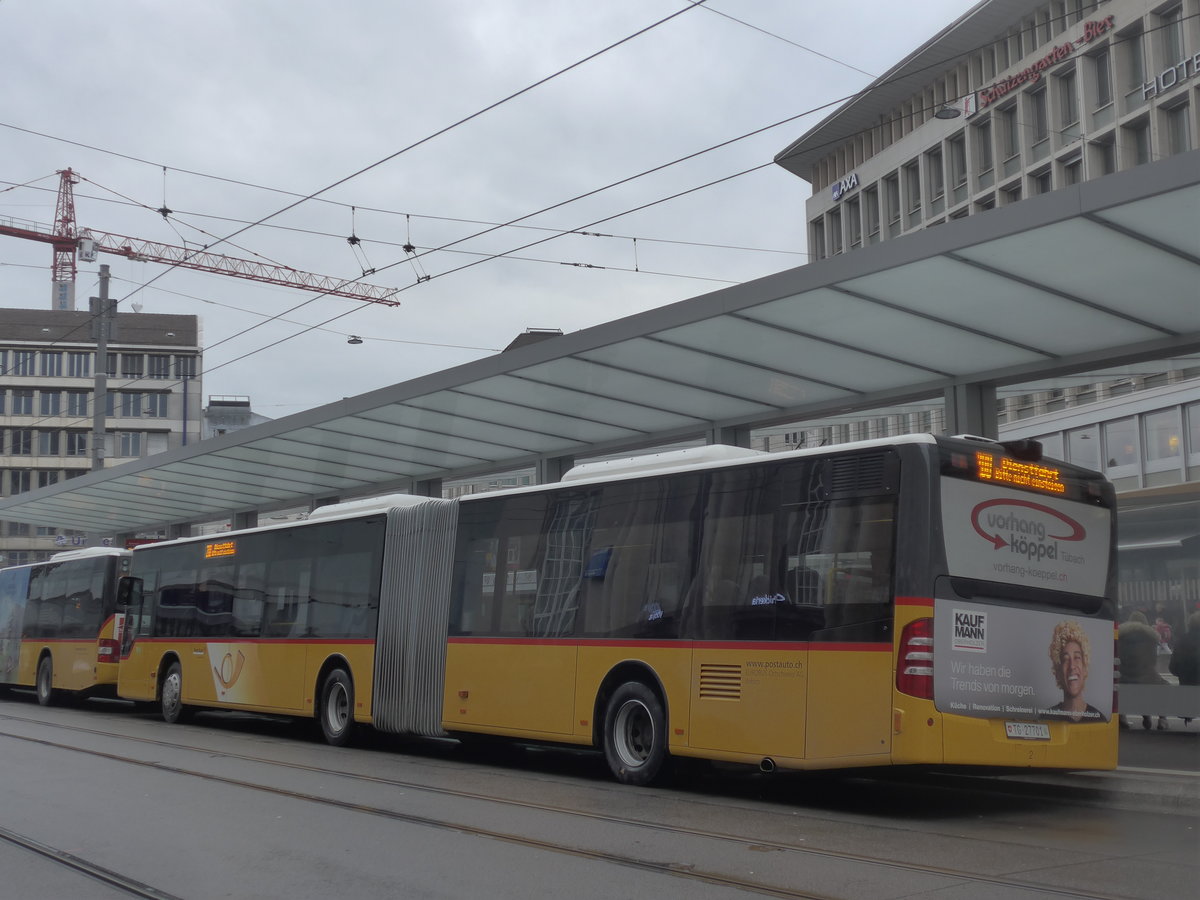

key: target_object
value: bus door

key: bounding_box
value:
[793,495,897,762]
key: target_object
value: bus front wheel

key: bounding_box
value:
[36,656,55,707]
[318,668,354,747]
[602,681,667,786]
[161,661,191,724]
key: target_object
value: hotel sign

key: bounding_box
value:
[976,16,1115,111]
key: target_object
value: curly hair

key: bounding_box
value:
[1048,620,1090,689]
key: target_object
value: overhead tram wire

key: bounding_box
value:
[8,8,1192,294]
[0,3,709,387]
[9,11,1195,392]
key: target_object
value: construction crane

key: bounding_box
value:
[0,169,400,309]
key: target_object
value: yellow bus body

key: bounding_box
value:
[13,614,122,694]
[118,638,376,724]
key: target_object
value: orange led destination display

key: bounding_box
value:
[204,540,237,559]
[975,451,1066,494]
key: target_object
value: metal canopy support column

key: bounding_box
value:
[709,425,752,448]
[413,478,443,498]
[233,511,258,530]
[944,383,998,439]
[536,455,575,484]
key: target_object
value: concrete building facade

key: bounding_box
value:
[0,307,202,564]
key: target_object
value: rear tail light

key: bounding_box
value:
[897,617,934,699]
[97,638,120,662]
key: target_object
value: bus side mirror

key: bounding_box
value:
[117,576,143,609]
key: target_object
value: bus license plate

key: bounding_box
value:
[1005,722,1050,741]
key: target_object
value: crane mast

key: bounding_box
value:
[0,169,400,308]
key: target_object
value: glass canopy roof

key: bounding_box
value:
[4,153,1197,536]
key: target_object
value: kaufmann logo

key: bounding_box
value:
[953,609,987,652]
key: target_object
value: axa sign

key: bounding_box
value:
[831,172,859,201]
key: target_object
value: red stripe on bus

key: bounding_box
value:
[128,638,375,646]
[446,636,891,652]
[895,596,934,607]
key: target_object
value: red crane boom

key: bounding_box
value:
[0,169,400,307]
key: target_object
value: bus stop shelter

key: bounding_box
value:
[2,151,1197,539]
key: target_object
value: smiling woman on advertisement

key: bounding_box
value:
[1047,620,1106,722]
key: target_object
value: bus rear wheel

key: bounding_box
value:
[160,661,191,724]
[602,681,667,786]
[36,656,55,707]
[318,668,354,747]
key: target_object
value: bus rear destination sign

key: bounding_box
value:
[975,452,1066,495]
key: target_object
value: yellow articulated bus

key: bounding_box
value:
[117,434,1118,782]
[0,547,132,705]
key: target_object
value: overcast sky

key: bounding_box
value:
[1,0,980,417]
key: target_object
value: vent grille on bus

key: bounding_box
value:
[698,664,741,700]
[829,452,896,497]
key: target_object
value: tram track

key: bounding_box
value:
[0,709,1142,900]
[0,823,182,900]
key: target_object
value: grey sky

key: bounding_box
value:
[1,0,978,415]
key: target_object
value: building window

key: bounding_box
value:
[175,356,197,378]
[37,431,60,456]
[1143,409,1182,464]
[1091,47,1112,109]
[1058,67,1078,130]
[66,432,88,456]
[144,394,169,418]
[11,350,35,376]
[1120,24,1146,109]
[1104,417,1139,468]
[883,173,901,232]
[1030,168,1053,195]
[1124,117,1152,165]
[10,429,33,455]
[66,392,88,417]
[1001,182,1022,205]
[926,147,945,204]
[117,432,142,458]
[148,354,171,379]
[0,391,5,415]
[846,197,862,249]
[40,351,63,377]
[36,470,60,489]
[904,160,922,225]
[1089,134,1116,174]
[10,471,32,495]
[1029,88,1049,145]
[1061,154,1083,185]
[862,186,880,244]
[828,208,843,255]
[67,352,91,378]
[1159,5,1184,68]
[12,389,33,415]
[1067,427,1099,469]
[810,219,825,260]
[998,105,1020,165]
[105,353,118,377]
[121,354,144,378]
[1165,103,1192,155]
[39,391,61,416]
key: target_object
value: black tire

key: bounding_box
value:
[160,661,191,724]
[36,655,55,707]
[318,668,354,747]
[602,681,668,786]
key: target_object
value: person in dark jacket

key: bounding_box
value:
[1168,610,1200,725]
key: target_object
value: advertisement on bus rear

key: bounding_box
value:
[933,600,1113,723]
[940,478,1111,597]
